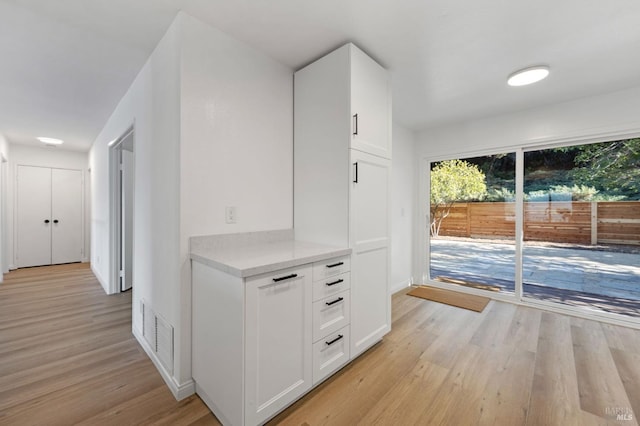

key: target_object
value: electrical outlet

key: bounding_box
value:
[225,206,237,224]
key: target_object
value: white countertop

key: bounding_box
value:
[190,230,350,278]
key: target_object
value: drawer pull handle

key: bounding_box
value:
[326,279,344,287]
[272,273,298,282]
[325,297,344,306]
[326,262,344,269]
[326,334,344,346]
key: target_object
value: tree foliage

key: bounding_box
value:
[569,138,640,198]
[430,159,487,236]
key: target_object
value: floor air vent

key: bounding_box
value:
[141,300,174,374]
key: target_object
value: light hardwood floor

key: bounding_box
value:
[1,264,639,425]
[0,263,219,425]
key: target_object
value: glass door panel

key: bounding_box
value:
[429,153,516,295]
[523,140,640,318]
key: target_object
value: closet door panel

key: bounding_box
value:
[51,169,83,264]
[17,166,52,267]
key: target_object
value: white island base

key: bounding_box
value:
[191,230,364,426]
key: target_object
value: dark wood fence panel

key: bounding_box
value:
[468,202,515,238]
[598,202,640,245]
[524,201,591,244]
[435,201,640,245]
[437,204,468,236]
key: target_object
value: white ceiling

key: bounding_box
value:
[2,0,640,152]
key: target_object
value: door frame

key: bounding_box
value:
[418,126,640,329]
[109,126,135,294]
[0,153,7,280]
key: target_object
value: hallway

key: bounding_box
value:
[0,263,217,425]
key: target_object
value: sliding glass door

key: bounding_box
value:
[427,137,640,319]
[429,153,516,296]
[522,140,640,318]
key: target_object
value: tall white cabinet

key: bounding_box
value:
[294,43,392,358]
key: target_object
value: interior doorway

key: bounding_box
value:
[0,153,7,280]
[109,127,135,293]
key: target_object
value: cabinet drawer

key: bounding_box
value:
[245,264,310,288]
[313,326,350,385]
[313,272,350,302]
[313,290,350,342]
[312,256,350,281]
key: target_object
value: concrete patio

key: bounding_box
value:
[430,238,640,317]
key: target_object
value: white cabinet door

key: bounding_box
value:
[350,45,392,159]
[245,266,313,425]
[16,166,52,267]
[51,169,83,264]
[349,149,391,358]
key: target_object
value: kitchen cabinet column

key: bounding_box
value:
[294,42,392,359]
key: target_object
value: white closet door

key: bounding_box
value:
[51,169,83,264]
[17,166,52,267]
[349,149,392,358]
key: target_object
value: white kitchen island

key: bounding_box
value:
[190,229,352,426]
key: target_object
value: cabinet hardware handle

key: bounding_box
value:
[326,279,344,287]
[326,262,344,268]
[53,219,59,224]
[353,162,358,183]
[272,273,298,282]
[325,334,344,346]
[44,219,50,224]
[325,297,344,306]
[353,113,358,135]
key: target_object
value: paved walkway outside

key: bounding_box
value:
[430,238,640,317]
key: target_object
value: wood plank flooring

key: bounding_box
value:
[0,263,218,426]
[2,265,639,425]
[273,288,640,426]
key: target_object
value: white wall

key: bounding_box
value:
[390,124,415,293]
[7,144,90,269]
[417,85,640,159]
[89,11,293,397]
[89,11,181,388]
[0,136,7,158]
[178,13,293,385]
[0,134,8,278]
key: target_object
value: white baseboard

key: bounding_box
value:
[132,327,195,401]
[390,278,411,295]
[90,264,110,294]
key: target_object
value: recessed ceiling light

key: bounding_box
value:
[37,137,64,145]
[507,66,550,87]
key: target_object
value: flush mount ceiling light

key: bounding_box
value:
[507,66,550,87]
[37,137,64,145]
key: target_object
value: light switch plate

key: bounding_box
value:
[225,206,237,224]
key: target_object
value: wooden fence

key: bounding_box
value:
[434,201,640,245]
